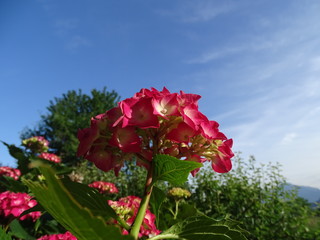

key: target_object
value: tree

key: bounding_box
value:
[21,87,120,165]
[189,154,315,240]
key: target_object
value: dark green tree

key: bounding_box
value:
[20,87,120,165]
[189,154,316,240]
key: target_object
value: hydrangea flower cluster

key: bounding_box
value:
[0,166,21,180]
[77,87,233,175]
[0,191,41,221]
[22,136,49,153]
[38,153,61,163]
[37,231,77,240]
[167,187,191,200]
[108,196,160,238]
[88,181,119,194]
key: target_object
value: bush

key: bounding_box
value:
[190,154,317,239]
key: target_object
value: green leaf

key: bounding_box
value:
[149,216,248,240]
[61,178,119,220]
[177,203,199,220]
[23,162,133,240]
[0,176,27,192]
[149,186,166,227]
[153,155,202,185]
[1,141,29,174]
[20,202,46,218]
[0,227,13,240]
[9,219,36,240]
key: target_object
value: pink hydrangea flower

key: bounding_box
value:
[108,196,160,238]
[38,153,61,163]
[0,191,41,221]
[0,166,21,180]
[22,136,49,153]
[88,181,119,194]
[37,231,77,240]
[77,87,233,175]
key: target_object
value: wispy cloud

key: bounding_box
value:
[157,0,235,23]
[186,46,245,64]
[184,2,320,187]
[66,36,91,50]
[54,18,78,36]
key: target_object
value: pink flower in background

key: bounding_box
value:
[38,153,61,163]
[77,87,233,175]
[108,196,160,238]
[37,231,77,240]
[0,166,21,180]
[0,191,41,221]
[22,136,49,153]
[88,181,119,194]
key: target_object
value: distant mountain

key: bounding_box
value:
[285,183,320,203]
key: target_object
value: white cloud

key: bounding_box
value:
[185,2,320,188]
[280,133,297,145]
[66,36,91,50]
[157,0,235,23]
[54,19,78,36]
[186,46,245,64]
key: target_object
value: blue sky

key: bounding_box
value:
[1,0,320,188]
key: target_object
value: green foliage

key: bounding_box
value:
[23,162,133,240]
[190,154,315,240]
[72,159,147,198]
[149,186,166,227]
[152,154,202,185]
[0,227,13,240]
[1,141,30,174]
[20,87,120,165]
[9,219,36,240]
[150,216,247,240]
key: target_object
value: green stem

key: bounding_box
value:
[129,163,154,239]
[173,200,180,220]
[148,233,180,240]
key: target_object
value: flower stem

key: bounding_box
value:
[173,200,180,220]
[129,163,154,239]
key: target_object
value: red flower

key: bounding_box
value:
[0,191,41,221]
[0,166,21,180]
[37,231,77,240]
[211,139,234,173]
[109,126,142,153]
[22,136,49,153]
[88,181,119,194]
[108,196,160,238]
[77,87,233,175]
[120,97,160,129]
[38,153,61,163]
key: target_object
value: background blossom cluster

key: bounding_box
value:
[0,191,41,221]
[167,187,191,200]
[88,181,119,194]
[38,152,61,163]
[77,87,234,175]
[0,166,21,180]
[22,136,49,153]
[37,231,77,240]
[108,196,160,238]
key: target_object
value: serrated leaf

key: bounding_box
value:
[0,175,27,192]
[153,155,202,185]
[0,227,13,240]
[23,163,133,240]
[1,141,29,174]
[149,186,166,227]
[149,216,248,240]
[20,202,46,218]
[61,178,118,219]
[177,203,199,220]
[9,219,36,240]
